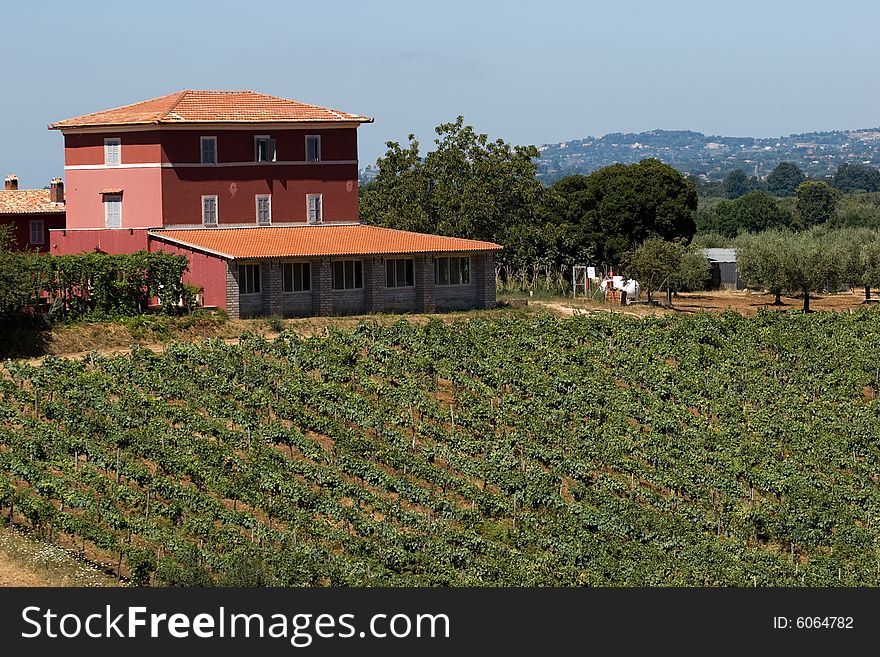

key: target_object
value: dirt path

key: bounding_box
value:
[0,526,116,587]
[0,553,52,586]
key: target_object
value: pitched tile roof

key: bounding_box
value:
[149,225,502,259]
[50,90,373,129]
[0,189,65,215]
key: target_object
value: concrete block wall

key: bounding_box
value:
[414,254,435,313]
[364,257,385,313]
[313,258,333,316]
[226,262,240,318]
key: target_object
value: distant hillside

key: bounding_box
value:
[535,128,880,184]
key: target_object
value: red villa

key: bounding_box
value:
[48,90,500,317]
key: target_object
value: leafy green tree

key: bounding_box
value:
[668,249,711,301]
[766,162,806,197]
[860,238,880,300]
[735,230,790,305]
[738,228,842,311]
[360,117,549,276]
[553,159,697,264]
[621,237,685,304]
[832,163,880,193]
[722,169,759,199]
[702,192,792,237]
[778,229,836,312]
[795,181,839,229]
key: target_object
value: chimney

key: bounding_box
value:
[4,174,18,191]
[49,178,64,204]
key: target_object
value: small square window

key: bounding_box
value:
[332,260,363,290]
[282,262,311,292]
[386,258,415,287]
[434,257,470,285]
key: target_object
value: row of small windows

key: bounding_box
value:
[242,263,313,295]
[238,258,471,295]
[101,136,322,166]
[201,194,322,225]
[100,194,322,228]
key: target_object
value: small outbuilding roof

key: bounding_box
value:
[149,224,502,260]
[702,248,737,263]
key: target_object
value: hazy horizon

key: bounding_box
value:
[2,0,878,188]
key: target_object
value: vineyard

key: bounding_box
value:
[1,310,880,586]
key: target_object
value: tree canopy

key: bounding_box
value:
[795,181,839,229]
[361,120,700,289]
[832,163,880,193]
[697,191,792,237]
[766,162,806,197]
[722,169,760,199]
[551,159,697,264]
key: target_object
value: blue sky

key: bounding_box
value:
[2,0,878,187]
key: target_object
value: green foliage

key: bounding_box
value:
[722,169,761,199]
[670,249,711,293]
[553,159,698,264]
[690,231,733,249]
[832,163,880,194]
[795,181,840,229]
[30,251,189,320]
[3,314,880,585]
[766,162,806,197]
[0,225,38,316]
[736,227,863,311]
[698,192,792,237]
[622,237,685,303]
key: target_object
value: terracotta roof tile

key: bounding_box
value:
[149,225,501,259]
[50,90,372,129]
[0,189,65,215]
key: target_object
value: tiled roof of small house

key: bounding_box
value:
[0,189,65,215]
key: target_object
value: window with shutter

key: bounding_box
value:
[104,138,121,166]
[104,195,122,228]
[201,136,217,164]
[202,195,218,225]
[29,219,45,245]
[256,195,272,225]
[307,194,322,223]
